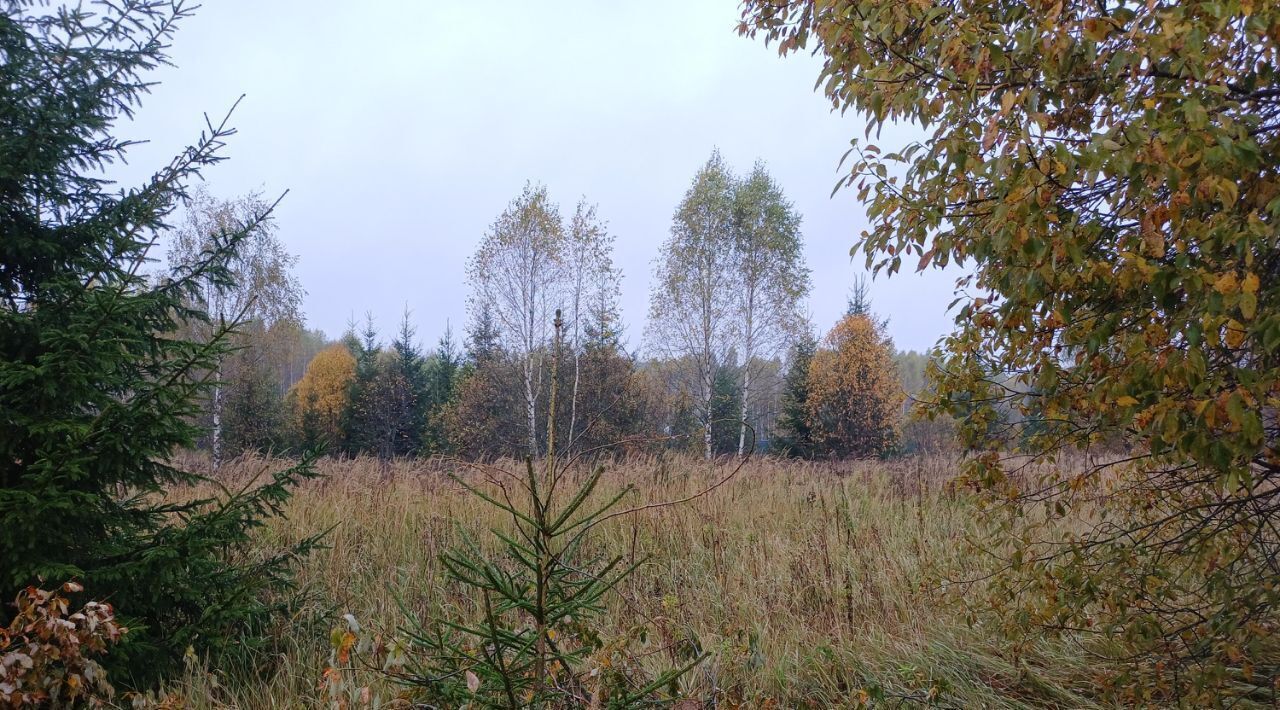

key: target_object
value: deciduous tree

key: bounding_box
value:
[468,183,564,456]
[290,344,356,452]
[563,200,620,451]
[806,314,903,458]
[742,0,1280,698]
[168,186,303,466]
[730,163,810,455]
[647,152,738,459]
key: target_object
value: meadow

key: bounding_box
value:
[154,454,1099,708]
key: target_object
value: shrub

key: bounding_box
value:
[0,583,126,707]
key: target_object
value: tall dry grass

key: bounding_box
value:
[154,454,1098,708]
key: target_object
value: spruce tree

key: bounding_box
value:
[341,314,382,455]
[390,310,430,456]
[709,363,744,455]
[421,325,461,453]
[773,334,817,458]
[0,2,319,686]
[222,348,287,455]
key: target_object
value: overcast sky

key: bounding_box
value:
[116,0,963,354]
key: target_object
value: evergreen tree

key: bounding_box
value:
[709,363,744,455]
[772,334,817,458]
[341,315,422,459]
[421,325,461,453]
[389,309,430,456]
[845,274,888,330]
[448,309,524,458]
[0,3,320,686]
[465,301,502,365]
[222,346,286,455]
[341,314,382,455]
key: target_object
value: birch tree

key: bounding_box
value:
[730,163,810,454]
[647,152,737,459]
[562,200,620,449]
[168,186,303,466]
[467,183,564,456]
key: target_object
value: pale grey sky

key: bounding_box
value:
[117,1,963,354]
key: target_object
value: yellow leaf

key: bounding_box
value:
[1116,396,1139,408]
[1225,320,1246,348]
[1001,90,1017,115]
[1242,272,1259,294]
[1214,272,1238,295]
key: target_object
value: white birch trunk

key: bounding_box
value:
[738,292,755,456]
[738,357,752,456]
[211,365,223,469]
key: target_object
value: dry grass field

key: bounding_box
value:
[154,454,1098,708]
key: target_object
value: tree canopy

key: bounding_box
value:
[742,0,1279,700]
[806,314,902,458]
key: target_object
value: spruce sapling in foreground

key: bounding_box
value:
[0,2,321,687]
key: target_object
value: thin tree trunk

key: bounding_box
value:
[703,356,714,460]
[567,260,583,450]
[568,349,581,449]
[738,300,755,456]
[211,364,223,469]
[525,279,539,457]
[525,358,538,457]
[738,359,752,456]
[209,292,225,470]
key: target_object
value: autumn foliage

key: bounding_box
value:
[290,344,356,449]
[805,314,903,458]
[0,583,126,707]
[742,0,1280,700]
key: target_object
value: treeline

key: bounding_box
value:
[177,160,952,462]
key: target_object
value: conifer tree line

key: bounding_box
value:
[185,163,947,462]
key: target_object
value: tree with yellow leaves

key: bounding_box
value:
[805,314,903,459]
[290,344,356,452]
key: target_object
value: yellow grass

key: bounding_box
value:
[155,454,1098,708]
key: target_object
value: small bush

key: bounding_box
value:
[0,583,126,707]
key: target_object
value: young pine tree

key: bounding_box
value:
[0,3,320,687]
[394,313,703,707]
